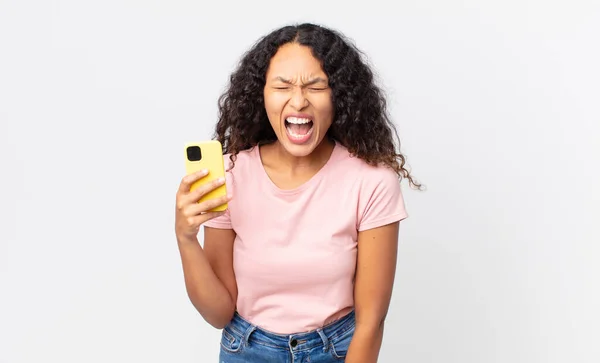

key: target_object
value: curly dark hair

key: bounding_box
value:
[214,23,421,190]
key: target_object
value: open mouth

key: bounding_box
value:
[285,117,314,140]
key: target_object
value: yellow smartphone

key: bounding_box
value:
[184,140,228,212]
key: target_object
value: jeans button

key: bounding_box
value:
[290,339,298,348]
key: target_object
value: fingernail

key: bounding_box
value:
[218,177,225,183]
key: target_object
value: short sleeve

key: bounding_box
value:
[357,167,408,232]
[202,207,232,229]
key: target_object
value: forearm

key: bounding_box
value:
[177,237,235,328]
[345,322,385,363]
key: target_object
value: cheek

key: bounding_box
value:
[264,94,286,131]
[264,93,287,116]
[310,94,334,125]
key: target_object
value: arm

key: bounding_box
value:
[345,221,400,363]
[177,227,237,329]
[174,169,237,329]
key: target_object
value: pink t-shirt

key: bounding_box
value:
[203,142,408,334]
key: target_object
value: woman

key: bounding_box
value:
[175,23,420,363]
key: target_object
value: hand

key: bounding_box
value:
[175,169,231,243]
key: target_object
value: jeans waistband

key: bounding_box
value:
[225,310,355,352]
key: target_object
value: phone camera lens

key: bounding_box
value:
[186,146,202,161]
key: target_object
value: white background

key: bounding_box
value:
[1,1,599,362]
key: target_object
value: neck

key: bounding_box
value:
[271,138,335,172]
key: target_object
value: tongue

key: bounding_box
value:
[287,123,312,135]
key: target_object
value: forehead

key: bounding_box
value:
[266,43,326,78]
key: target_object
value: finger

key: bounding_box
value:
[181,193,230,217]
[185,176,226,204]
[199,211,227,225]
[184,194,231,216]
[182,210,226,230]
[178,169,209,194]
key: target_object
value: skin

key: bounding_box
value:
[346,221,399,363]
[175,171,235,328]
[175,42,400,362]
[260,42,335,189]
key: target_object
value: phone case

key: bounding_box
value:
[184,140,228,212]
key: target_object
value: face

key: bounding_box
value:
[263,43,334,157]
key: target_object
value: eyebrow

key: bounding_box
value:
[272,76,328,86]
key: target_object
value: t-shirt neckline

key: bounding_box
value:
[254,141,339,195]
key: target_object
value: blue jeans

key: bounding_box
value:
[219,310,356,362]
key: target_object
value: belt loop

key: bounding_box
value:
[316,328,329,352]
[243,325,257,346]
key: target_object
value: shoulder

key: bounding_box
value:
[328,147,408,232]
[332,143,400,189]
[223,146,258,174]
[331,143,407,229]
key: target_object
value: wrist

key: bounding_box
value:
[176,234,199,246]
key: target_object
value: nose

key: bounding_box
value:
[289,86,308,110]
